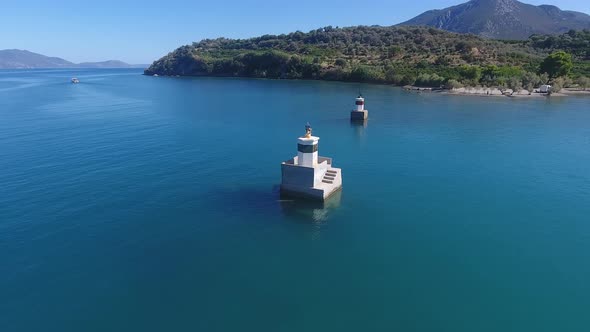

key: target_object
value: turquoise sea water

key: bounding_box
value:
[1,69,590,331]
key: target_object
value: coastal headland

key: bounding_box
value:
[145,26,590,95]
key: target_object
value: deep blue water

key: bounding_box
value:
[1,68,590,331]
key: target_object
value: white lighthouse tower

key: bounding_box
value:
[350,95,368,121]
[281,123,342,200]
[297,123,319,167]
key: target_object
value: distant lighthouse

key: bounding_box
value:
[350,95,368,121]
[280,123,342,200]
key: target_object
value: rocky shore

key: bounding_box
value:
[561,88,590,96]
[447,87,567,98]
[404,86,575,98]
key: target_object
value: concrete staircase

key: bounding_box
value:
[322,169,338,184]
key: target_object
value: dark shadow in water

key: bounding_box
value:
[205,185,342,235]
[278,190,342,240]
[350,118,368,126]
[278,189,342,225]
[350,119,368,138]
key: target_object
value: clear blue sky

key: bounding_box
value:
[2,0,588,64]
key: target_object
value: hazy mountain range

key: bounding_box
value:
[0,49,147,69]
[400,0,590,40]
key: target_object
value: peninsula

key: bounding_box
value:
[145,25,589,92]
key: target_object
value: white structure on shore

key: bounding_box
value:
[280,123,342,200]
[350,95,368,121]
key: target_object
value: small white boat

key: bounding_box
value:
[71,77,80,83]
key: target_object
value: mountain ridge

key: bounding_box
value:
[399,0,590,40]
[0,49,146,69]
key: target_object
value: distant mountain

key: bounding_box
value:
[0,49,145,69]
[399,0,590,40]
[77,60,147,68]
[0,49,74,69]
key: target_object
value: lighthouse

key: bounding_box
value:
[280,123,342,200]
[297,123,318,167]
[350,95,368,121]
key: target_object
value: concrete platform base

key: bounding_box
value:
[350,110,368,121]
[280,168,342,201]
[280,185,342,201]
[281,156,342,201]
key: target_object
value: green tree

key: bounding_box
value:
[415,73,445,87]
[458,65,482,84]
[576,76,590,90]
[521,72,541,94]
[445,79,463,90]
[334,58,347,67]
[349,65,383,82]
[507,76,523,92]
[401,74,416,86]
[551,77,569,93]
[540,51,573,78]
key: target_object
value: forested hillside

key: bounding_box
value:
[145,26,590,89]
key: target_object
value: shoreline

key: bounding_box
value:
[405,85,575,98]
[561,88,590,96]
[446,89,567,98]
[146,73,590,98]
